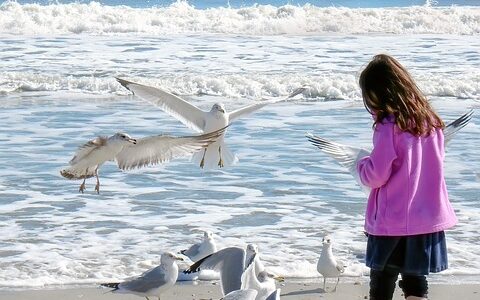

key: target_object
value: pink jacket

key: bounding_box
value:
[357,116,457,236]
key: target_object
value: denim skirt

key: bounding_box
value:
[366,231,448,275]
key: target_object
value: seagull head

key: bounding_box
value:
[161,252,184,264]
[258,271,284,283]
[112,132,137,145]
[211,103,226,114]
[246,243,258,255]
[322,235,332,246]
[203,230,214,240]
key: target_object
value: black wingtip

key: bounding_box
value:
[115,77,134,94]
[100,282,120,290]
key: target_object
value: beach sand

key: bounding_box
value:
[0,280,479,300]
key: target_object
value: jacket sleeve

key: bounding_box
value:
[356,122,397,188]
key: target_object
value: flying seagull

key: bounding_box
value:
[306,110,474,192]
[61,128,225,193]
[184,244,258,296]
[101,252,183,300]
[116,78,306,169]
[317,236,345,293]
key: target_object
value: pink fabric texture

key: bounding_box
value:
[357,116,457,236]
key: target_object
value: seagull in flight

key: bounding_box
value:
[101,252,183,300]
[116,78,306,169]
[61,128,225,193]
[306,110,473,192]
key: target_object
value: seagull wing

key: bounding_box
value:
[185,247,246,295]
[306,133,371,194]
[443,110,473,145]
[181,242,202,261]
[228,86,306,121]
[117,78,206,132]
[119,265,168,293]
[115,128,225,170]
[69,136,108,165]
[265,288,281,300]
[306,133,366,170]
[222,289,258,300]
[241,255,260,290]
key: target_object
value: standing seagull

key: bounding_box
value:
[317,236,345,292]
[180,230,217,262]
[61,128,225,193]
[184,244,258,296]
[101,252,183,300]
[116,78,305,169]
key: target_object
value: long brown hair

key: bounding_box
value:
[359,54,444,136]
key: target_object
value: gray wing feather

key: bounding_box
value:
[306,133,363,170]
[119,265,167,293]
[444,110,473,145]
[182,243,201,259]
[265,289,281,300]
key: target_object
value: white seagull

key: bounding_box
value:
[222,289,258,300]
[184,244,258,296]
[116,78,306,169]
[100,252,183,300]
[61,128,225,193]
[306,110,474,193]
[317,236,344,293]
[241,262,283,300]
[180,230,217,262]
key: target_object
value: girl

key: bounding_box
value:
[356,54,457,300]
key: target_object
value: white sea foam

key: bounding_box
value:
[0,1,479,36]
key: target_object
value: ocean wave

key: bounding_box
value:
[1,72,479,101]
[0,1,479,36]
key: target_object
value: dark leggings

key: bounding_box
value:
[370,267,428,299]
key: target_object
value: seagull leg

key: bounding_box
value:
[218,146,224,167]
[323,277,326,292]
[79,176,87,194]
[94,167,100,194]
[333,277,340,292]
[199,148,206,168]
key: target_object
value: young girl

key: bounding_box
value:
[356,54,457,300]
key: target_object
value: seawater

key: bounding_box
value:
[0,0,480,290]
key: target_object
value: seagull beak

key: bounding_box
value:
[274,275,285,282]
[129,138,137,145]
[174,255,184,261]
[219,109,225,113]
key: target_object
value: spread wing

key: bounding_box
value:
[117,78,206,132]
[228,86,306,121]
[69,136,108,165]
[306,133,365,170]
[185,247,246,274]
[116,127,226,170]
[444,110,473,145]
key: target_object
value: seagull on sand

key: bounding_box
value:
[184,244,259,296]
[180,230,217,262]
[306,110,473,193]
[317,236,345,292]
[101,252,183,300]
[60,128,225,193]
[116,78,306,169]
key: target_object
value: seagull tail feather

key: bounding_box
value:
[60,168,95,180]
